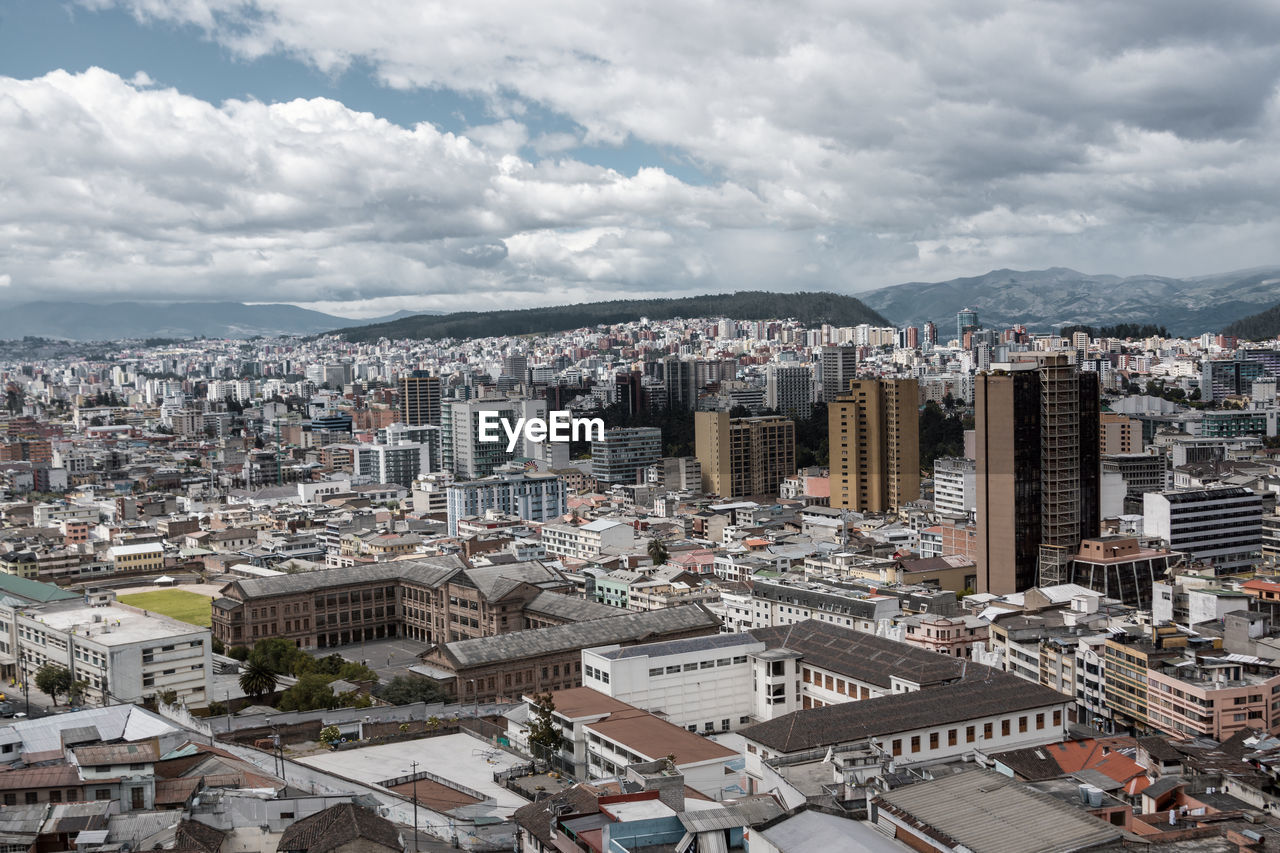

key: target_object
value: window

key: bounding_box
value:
[1035,713,1045,730]
[929,732,939,749]
[2,793,14,806]
[25,792,37,804]
[966,726,976,743]
[948,729,957,747]
[891,739,902,757]
[1001,720,1011,737]
[983,723,993,739]
[95,789,111,801]
[1018,716,1028,733]
[1053,710,1063,726]
[910,736,920,753]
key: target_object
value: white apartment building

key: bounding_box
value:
[33,503,99,528]
[581,633,764,733]
[446,472,568,536]
[350,441,432,488]
[1,594,211,707]
[1144,486,1263,573]
[932,456,975,518]
[540,518,635,561]
[765,365,813,418]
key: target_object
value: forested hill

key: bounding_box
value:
[336,291,890,342]
[1224,301,1280,340]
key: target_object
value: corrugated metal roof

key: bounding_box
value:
[872,768,1122,853]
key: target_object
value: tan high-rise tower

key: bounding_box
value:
[695,410,795,498]
[829,379,920,513]
[400,371,441,426]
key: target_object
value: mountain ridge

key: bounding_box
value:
[856,266,1280,336]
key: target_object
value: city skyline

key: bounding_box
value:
[3,1,1280,317]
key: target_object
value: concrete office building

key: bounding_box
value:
[591,427,662,485]
[829,379,920,513]
[445,472,568,536]
[1144,487,1263,574]
[975,354,1100,594]
[399,371,441,426]
[694,411,796,499]
[818,346,858,402]
[351,441,432,488]
[764,365,813,418]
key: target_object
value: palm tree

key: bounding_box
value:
[238,660,279,700]
[647,538,668,566]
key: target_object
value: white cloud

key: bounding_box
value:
[10,0,1280,309]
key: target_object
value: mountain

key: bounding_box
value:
[0,302,441,341]
[336,291,889,342]
[857,266,1280,336]
[1224,301,1280,340]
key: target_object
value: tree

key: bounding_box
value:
[373,675,448,706]
[647,538,668,566]
[35,664,73,706]
[527,692,563,764]
[319,725,341,745]
[249,637,309,676]
[918,401,965,471]
[238,660,279,700]
[227,645,251,662]
[207,701,228,716]
[276,673,338,712]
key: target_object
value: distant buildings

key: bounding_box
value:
[445,471,567,536]
[399,370,441,426]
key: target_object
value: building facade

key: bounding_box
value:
[829,379,921,513]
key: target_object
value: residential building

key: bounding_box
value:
[818,346,858,403]
[975,353,1101,593]
[443,397,518,479]
[351,441,431,488]
[694,411,795,499]
[540,519,635,562]
[399,371,441,426]
[1100,412,1139,454]
[108,543,164,574]
[829,379,920,513]
[445,472,567,536]
[764,365,813,418]
[932,456,974,518]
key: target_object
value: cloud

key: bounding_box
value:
[12,1,1280,310]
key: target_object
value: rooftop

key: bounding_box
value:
[741,668,1068,754]
[21,600,207,646]
[872,768,1122,853]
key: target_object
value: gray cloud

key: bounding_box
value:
[7,1,1280,313]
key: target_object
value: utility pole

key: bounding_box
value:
[408,760,419,853]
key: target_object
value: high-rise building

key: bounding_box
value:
[591,427,663,485]
[975,354,1100,594]
[828,379,920,513]
[956,308,979,344]
[445,472,568,536]
[502,353,529,383]
[400,370,442,426]
[933,456,976,518]
[818,346,858,402]
[661,356,699,410]
[765,365,813,418]
[444,398,518,479]
[694,411,795,498]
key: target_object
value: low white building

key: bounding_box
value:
[1144,486,1263,573]
[582,633,764,733]
[1,594,212,707]
[540,518,635,561]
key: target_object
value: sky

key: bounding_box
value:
[2,0,1280,318]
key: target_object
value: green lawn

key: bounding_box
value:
[118,589,213,627]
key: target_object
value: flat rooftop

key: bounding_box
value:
[24,601,206,646]
[295,733,529,817]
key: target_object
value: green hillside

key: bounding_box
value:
[336,291,890,342]
[1224,301,1280,340]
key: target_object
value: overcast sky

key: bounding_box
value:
[1,0,1279,317]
